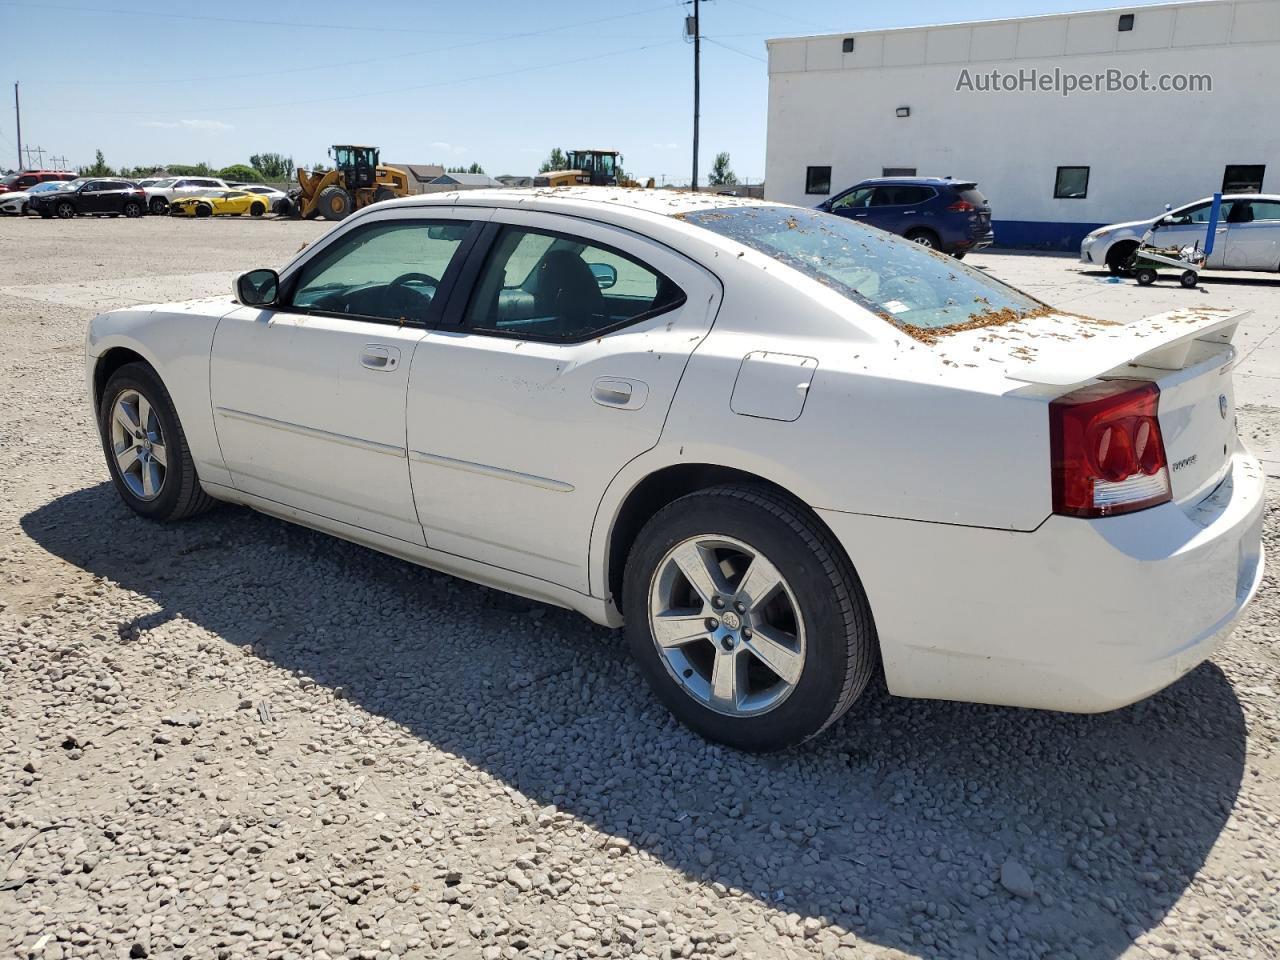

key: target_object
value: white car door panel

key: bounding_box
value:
[209,215,479,544]
[406,211,722,592]
[1224,200,1280,270]
[210,309,428,543]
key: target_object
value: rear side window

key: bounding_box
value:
[681,206,1043,335]
[463,226,685,342]
[1248,200,1280,222]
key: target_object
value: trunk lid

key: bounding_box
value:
[944,306,1246,506]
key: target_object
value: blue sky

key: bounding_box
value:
[3,0,1175,181]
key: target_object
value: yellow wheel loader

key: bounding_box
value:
[533,150,654,189]
[287,145,409,220]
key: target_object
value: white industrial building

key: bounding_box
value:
[764,0,1280,248]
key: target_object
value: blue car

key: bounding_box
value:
[817,177,995,258]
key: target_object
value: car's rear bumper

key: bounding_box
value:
[820,445,1266,713]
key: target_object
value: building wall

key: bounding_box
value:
[765,0,1280,248]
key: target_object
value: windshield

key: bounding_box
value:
[63,178,87,191]
[0,175,17,190]
[680,206,1044,337]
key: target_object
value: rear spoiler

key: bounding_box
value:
[1004,308,1247,387]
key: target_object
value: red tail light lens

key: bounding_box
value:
[947,200,976,212]
[1050,379,1171,518]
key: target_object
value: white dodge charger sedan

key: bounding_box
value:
[85,188,1266,751]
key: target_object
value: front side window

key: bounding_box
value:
[1223,164,1264,193]
[463,226,684,342]
[290,220,472,324]
[831,186,874,211]
[805,166,832,195]
[681,205,1043,334]
[1166,200,1240,225]
[1054,166,1090,199]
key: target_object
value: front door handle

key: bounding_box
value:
[592,377,648,410]
[360,344,401,371]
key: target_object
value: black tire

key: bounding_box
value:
[1106,241,1138,276]
[1135,267,1157,286]
[1180,270,1199,289]
[149,196,168,215]
[904,228,939,249]
[195,203,213,219]
[55,200,76,219]
[317,185,353,220]
[98,362,215,522]
[622,484,878,752]
[373,187,396,204]
[123,201,143,218]
[249,201,266,217]
[951,251,966,260]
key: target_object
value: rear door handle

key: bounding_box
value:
[360,344,401,371]
[592,377,647,410]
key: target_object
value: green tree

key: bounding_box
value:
[217,164,264,183]
[166,162,215,176]
[446,163,486,175]
[537,147,567,173]
[249,152,294,180]
[708,151,738,186]
[80,149,114,177]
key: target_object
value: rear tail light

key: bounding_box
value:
[947,200,976,212]
[1049,379,1170,518]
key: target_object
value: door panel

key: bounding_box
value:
[210,309,428,543]
[208,214,479,544]
[406,211,722,592]
[1224,201,1280,269]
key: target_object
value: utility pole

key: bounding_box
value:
[13,82,21,171]
[691,0,700,192]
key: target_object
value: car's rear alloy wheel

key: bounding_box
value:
[123,201,143,218]
[624,485,878,751]
[99,362,214,521]
[250,202,265,217]
[149,197,168,215]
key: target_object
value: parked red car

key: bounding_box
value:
[0,170,76,193]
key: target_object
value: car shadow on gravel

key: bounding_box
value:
[23,484,1248,960]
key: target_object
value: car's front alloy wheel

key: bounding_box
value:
[624,485,878,751]
[99,362,215,522]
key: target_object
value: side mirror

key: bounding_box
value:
[236,268,279,306]
[588,262,618,290]
[817,199,832,211]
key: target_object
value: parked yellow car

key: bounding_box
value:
[169,189,271,218]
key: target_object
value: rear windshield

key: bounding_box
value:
[680,206,1041,336]
[956,187,987,206]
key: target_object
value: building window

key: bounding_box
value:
[1222,165,1265,193]
[1118,13,1134,31]
[805,166,832,195]
[882,167,917,177]
[1054,166,1090,199]
[841,38,855,53]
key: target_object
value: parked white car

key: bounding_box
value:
[232,183,290,213]
[1081,194,1280,275]
[143,176,231,215]
[85,189,1265,750]
[0,179,70,215]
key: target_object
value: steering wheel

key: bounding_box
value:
[389,272,440,289]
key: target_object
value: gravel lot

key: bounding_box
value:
[1,215,1277,960]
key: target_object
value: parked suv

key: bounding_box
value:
[0,170,76,193]
[818,177,995,257]
[29,178,146,219]
[144,176,230,214]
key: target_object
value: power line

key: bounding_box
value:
[39,39,683,118]
[703,36,766,63]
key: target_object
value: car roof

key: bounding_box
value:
[376,186,776,223]
[853,177,975,187]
